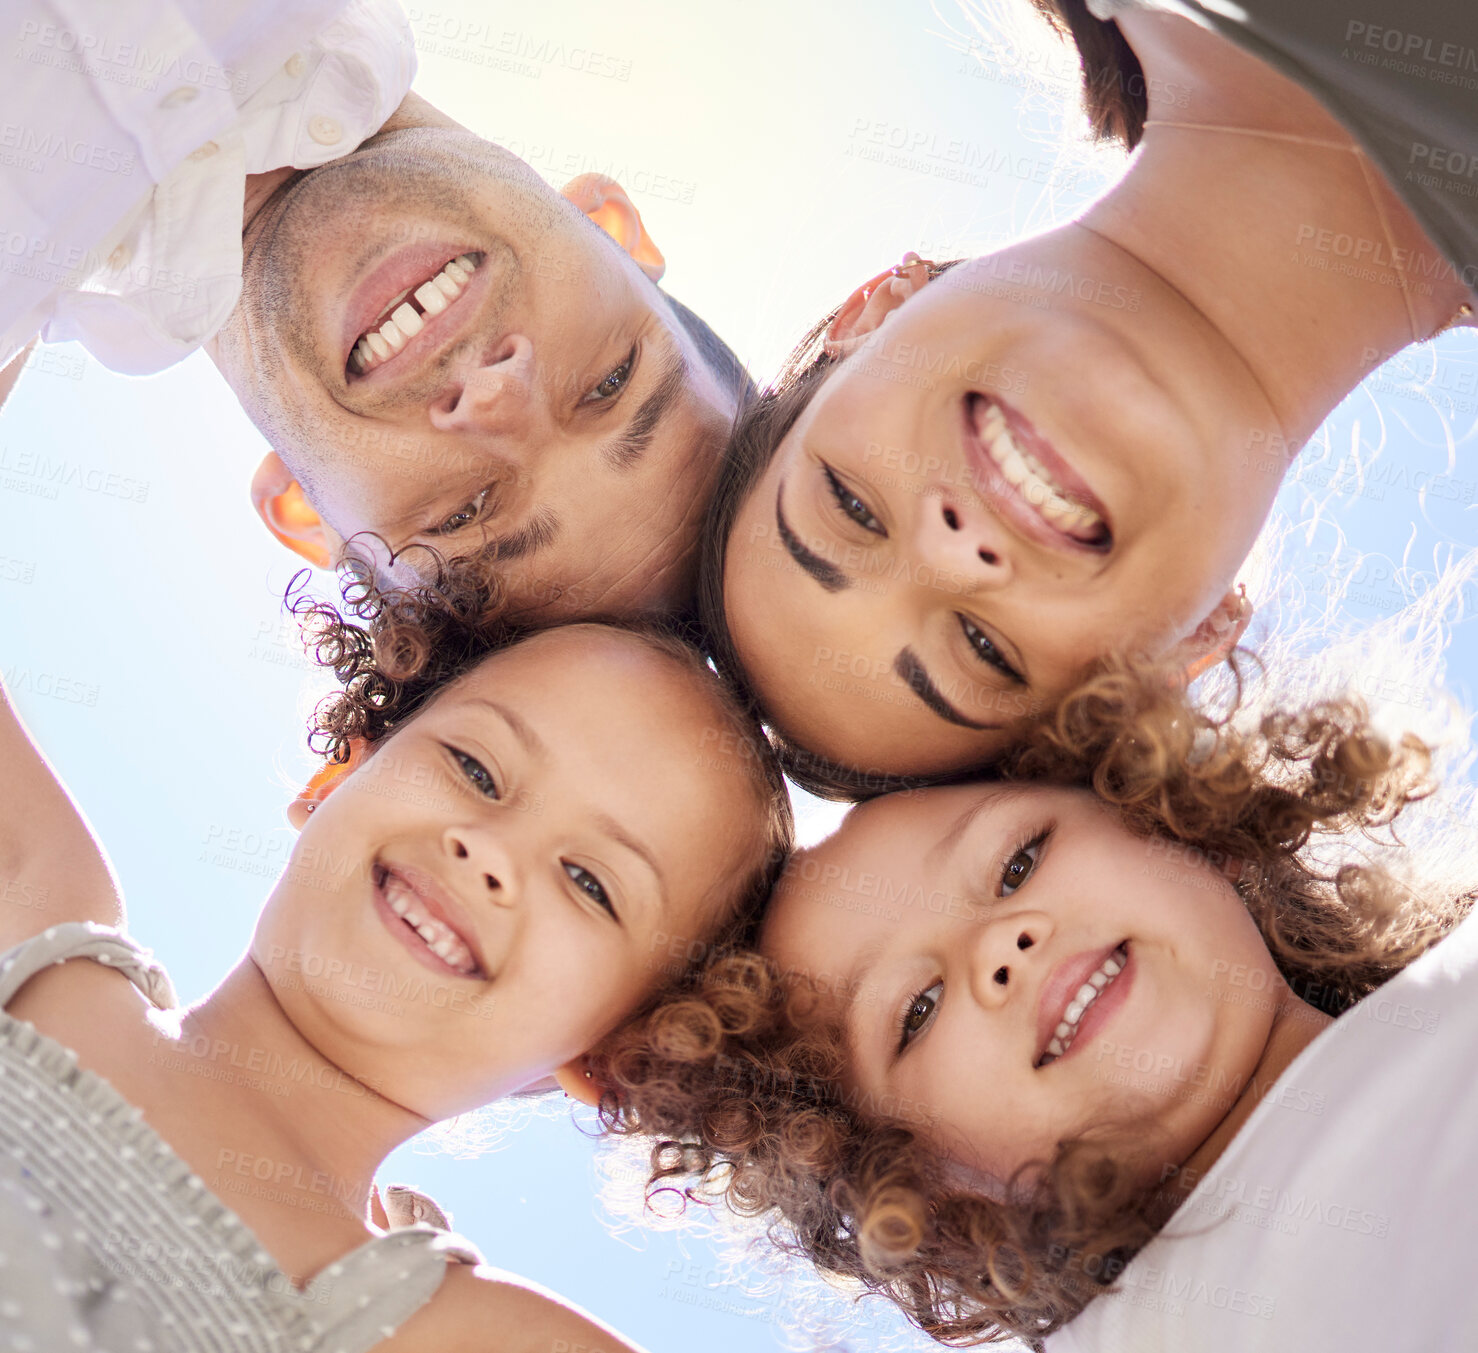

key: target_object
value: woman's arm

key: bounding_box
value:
[0,673,122,950]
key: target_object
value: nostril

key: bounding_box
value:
[979,548,999,566]
[483,874,500,891]
[993,966,1009,985]
[452,840,468,860]
[943,507,960,530]
[1017,933,1033,950]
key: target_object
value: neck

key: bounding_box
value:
[170,960,430,1212]
[1083,11,1470,450]
[1152,983,1331,1220]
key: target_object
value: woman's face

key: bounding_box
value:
[760,783,1283,1191]
[726,230,1283,777]
[252,625,760,1118]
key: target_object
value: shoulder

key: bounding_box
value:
[371,1261,648,1353]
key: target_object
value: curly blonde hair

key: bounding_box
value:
[592,656,1472,1348]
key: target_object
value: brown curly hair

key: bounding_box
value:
[288,564,795,945]
[591,656,1472,1347]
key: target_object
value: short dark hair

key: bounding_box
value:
[664,289,756,409]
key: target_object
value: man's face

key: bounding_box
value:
[214,126,735,618]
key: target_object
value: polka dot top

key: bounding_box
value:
[0,922,482,1353]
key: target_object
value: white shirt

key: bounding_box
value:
[0,0,416,374]
[1049,905,1478,1353]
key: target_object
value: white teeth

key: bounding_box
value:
[414,280,449,316]
[382,872,477,973]
[349,256,480,377]
[977,401,1105,539]
[1040,947,1129,1066]
[379,286,413,319]
[390,301,423,337]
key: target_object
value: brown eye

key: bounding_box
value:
[898,980,943,1051]
[1001,841,1042,895]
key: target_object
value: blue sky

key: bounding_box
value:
[2,2,1475,1350]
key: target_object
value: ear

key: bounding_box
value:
[824,257,936,358]
[1176,587,1253,684]
[560,173,667,282]
[552,1057,604,1107]
[287,741,367,830]
[251,451,335,569]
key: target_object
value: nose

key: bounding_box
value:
[428,333,549,440]
[913,489,1015,591]
[442,821,521,910]
[965,908,1050,1010]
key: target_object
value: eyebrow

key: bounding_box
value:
[843,933,892,1067]
[464,697,550,758]
[471,506,560,564]
[894,649,998,731]
[775,483,850,592]
[601,339,689,471]
[924,785,1027,873]
[592,808,668,911]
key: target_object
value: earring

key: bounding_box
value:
[860,252,944,304]
[305,802,317,813]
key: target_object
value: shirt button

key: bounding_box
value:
[186,140,219,162]
[285,52,305,78]
[108,244,132,270]
[307,115,342,146]
[158,85,198,110]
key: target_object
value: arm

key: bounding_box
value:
[0,672,122,951]
[378,1263,654,1353]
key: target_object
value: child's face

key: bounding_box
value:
[760,784,1284,1192]
[252,625,759,1118]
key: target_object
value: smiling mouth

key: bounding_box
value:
[1037,941,1129,1067]
[374,863,484,978]
[968,394,1111,548]
[347,253,483,379]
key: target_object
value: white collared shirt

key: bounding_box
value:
[0,0,416,374]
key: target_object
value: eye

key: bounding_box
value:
[958,616,1022,683]
[428,487,493,537]
[1001,837,1044,896]
[564,862,617,918]
[582,345,638,404]
[450,749,501,800]
[823,465,885,535]
[898,980,943,1052]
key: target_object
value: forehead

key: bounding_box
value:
[764,782,1076,946]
